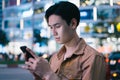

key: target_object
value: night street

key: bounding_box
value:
[0,67,34,80]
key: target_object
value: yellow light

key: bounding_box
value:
[84,26,90,33]
[117,1,120,5]
[116,23,120,32]
[112,73,117,77]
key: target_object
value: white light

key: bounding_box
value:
[40,29,47,37]
[20,19,24,30]
[17,0,20,6]
[68,0,80,7]
[79,23,87,26]
[48,40,56,54]
[110,0,113,6]
[93,7,97,21]
[80,12,87,16]
[2,0,5,9]
[44,3,53,11]
[110,60,116,65]
[42,54,48,59]
[37,0,41,2]
[22,8,33,18]
[108,24,114,33]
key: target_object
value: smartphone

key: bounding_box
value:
[20,46,34,61]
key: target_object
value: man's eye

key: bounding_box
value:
[50,27,53,29]
[55,25,61,28]
[48,26,52,29]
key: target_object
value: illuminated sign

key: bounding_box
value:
[80,8,93,20]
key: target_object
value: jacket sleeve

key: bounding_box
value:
[32,72,42,80]
[33,72,61,80]
[92,55,106,80]
[44,53,69,80]
[33,54,67,80]
[34,76,42,80]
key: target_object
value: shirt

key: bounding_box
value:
[50,38,106,80]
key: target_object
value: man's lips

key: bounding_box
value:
[55,37,60,41]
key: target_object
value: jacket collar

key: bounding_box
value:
[57,38,87,60]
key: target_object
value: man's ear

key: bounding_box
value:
[70,18,77,30]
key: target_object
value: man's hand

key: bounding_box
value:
[23,48,53,78]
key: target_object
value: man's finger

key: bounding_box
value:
[26,48,39,59]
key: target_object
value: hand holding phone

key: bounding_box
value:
[20,46,34,61]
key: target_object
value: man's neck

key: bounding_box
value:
[65,35,80,51]
[64,35,80,60]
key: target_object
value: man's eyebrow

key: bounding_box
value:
[48,23,61,27]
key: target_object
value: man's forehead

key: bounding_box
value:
[48,15,66,26]
[48,19,63,26]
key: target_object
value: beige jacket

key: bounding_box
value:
[50,38,106,80]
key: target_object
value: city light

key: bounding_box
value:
[22,8,33,18]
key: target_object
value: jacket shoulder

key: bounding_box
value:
[84,45,104,58]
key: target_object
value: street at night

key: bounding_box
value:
[0,67,34,80]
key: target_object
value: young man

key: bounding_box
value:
[23,1,106,80]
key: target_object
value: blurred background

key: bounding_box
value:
[0,0,120,80]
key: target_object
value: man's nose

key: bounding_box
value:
[52,28,57,36]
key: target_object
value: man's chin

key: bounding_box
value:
[56,41,63,44]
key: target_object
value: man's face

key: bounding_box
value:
[48,14,74,44]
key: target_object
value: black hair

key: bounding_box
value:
[45,1,80,26]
